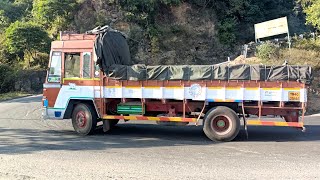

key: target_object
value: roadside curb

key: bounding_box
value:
[0,94,42,103]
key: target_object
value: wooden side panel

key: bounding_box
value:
[104,79,306,89]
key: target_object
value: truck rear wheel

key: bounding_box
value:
[72,103,97,135]
[203,106,240,142]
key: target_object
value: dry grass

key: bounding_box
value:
[233,48,320,67]
[278,48,320,67]
[231,55,261,65]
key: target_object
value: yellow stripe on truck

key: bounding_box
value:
[247,120,303,127]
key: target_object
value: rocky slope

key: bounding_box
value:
[73,1,239,66]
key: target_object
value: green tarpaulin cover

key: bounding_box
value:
[107,64,313,84]
[91,26,313,84]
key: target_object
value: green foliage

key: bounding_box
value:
[293,38,320,51]
[217,18,237,45]
[0,64,16,93]
[0,33,7,63]
[30,53,50,69]
[4,21,51,66]
[32,0,79,34]
[0,0,32,30]
[256,42,279,60]
[0,33,20,65]
[0,64,46,93]
[300,0,320,30]
[189,0,296,44]
[5,21,50,54]
[119,0,182,27]
[116,0,183,58]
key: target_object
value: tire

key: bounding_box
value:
[203,106,240,142]
[72,103,97,135]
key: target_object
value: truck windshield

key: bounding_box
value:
[48,52,62,83]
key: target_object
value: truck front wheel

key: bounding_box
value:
[72,103,97,135]
[203,106,240,142]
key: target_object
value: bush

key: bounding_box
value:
[0,65,46,93]
[256,42,279,60]
[293,38,320,51]
[0,64,16,93]
[217,18,237,45]
[14,70,46,93]
[120,0,182,26]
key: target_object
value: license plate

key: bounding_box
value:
[288,92,300,101]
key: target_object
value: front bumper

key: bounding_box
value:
[41,98,64,120]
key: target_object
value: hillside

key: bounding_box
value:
[0,0,314,67]
[68,0,310,65]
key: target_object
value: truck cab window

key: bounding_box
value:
[65,53,80,78]
[83,52,91,78]
[48,52,62,83]
[93,53,100,77]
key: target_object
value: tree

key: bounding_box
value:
[119,0,182,27]
[0,0,33,30]
[5,21,51,66]
[300,0,320,30]
[32,0,79,35]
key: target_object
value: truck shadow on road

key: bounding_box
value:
[0,124,319,154]
[241,125,320,141]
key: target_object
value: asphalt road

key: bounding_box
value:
[0,95,320,179]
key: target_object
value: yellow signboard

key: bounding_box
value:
[288,91,300,101]
[254,17,289,40]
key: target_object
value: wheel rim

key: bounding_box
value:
[211,115,232,135]
[76,111,87,128]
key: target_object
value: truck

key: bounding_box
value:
[42,27,313,142]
